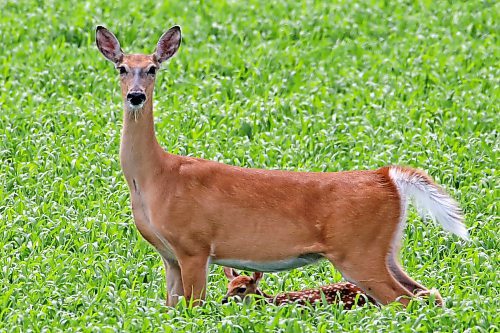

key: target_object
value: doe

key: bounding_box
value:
[95,25,468,307]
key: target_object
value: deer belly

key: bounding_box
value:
[212,253,324,272]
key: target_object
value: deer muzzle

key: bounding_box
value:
[127,91,146,107]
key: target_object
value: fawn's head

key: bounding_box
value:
[222,267,264,304]
[95,25,181,114]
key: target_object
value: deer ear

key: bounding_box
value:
[223,267,239,280]
[96,26,124,64]
[154,26,181,63]
[252,272,263,284]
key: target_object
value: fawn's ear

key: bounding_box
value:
[96,26,124,64]
[223,267,239,281]
[154,26,181,63]
[252,272,263,284]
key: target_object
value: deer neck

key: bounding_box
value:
[119,98,164,184]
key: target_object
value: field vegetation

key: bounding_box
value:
[0,0,498,331]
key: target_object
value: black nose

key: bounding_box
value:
[127,92,146,106]
[221,297,228,304]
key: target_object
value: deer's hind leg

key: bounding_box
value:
[387,253,425,293]
[326,251,414,306]
[388,253,443,306]
[322,202,415,305]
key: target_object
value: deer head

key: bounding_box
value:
[222,267,265,304]
[95,25,181,116]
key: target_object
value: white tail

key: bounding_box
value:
[389,166,469,240]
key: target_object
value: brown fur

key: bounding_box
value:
[95,26,454,307]
[223,268,376,309]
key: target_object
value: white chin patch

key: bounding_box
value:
[128,102,144,111]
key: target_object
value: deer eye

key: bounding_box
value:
[147,66,157,75]
[237,287,246,293]
[118,66,127,75]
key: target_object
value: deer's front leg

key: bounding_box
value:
[178,254,209,306]
[163,258,184,307]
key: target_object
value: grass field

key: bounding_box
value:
[0,0,498,331]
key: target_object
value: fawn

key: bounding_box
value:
[95,25,468,307]
[222,268,376,309]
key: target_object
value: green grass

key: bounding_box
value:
[0,0,498,331]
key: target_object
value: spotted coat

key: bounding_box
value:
[268,282,376,309]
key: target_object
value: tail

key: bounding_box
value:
[388,166,469,240]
